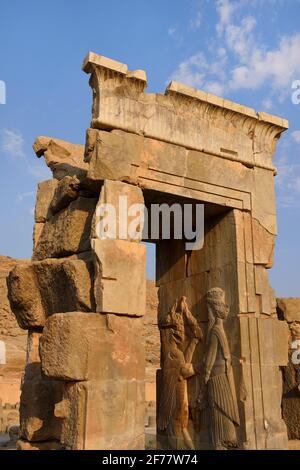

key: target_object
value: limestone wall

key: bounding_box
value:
[0,255,27,433]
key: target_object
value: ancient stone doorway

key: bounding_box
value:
[143,196,243,449]
[7,51,290,450]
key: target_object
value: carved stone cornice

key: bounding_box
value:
[83,52,288,173]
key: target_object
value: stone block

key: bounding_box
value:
[7,256,95,329]
[33,197,97,260]
[7,264,44,330]
[50,175,80,214]
[252,218,275,268]
[85,129,253,212]
[255,265,274,315]
[60,378,144,450]
[40,312,144,382]
[91,179,144,241]
[239,316,289,449]
[85,128,141,185]
[35,179,58,223]
[258,317,289,367]
[277,298,300,323]
[92,238,146,316]
[20,331,64,442]
[252,168,277,235]
[33,136,88,180]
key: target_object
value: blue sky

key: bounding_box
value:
[0,0,300,296]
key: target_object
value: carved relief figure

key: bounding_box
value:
[199,287,240,450]
[157,296,203,449]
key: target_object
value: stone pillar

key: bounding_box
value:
[155,210,289,449]
[8,151,146,449]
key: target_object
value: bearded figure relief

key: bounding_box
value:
[157,296,203,450]
[197,287,240,450]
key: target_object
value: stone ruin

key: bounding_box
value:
[0,256,26,440]
[4,51,298,449]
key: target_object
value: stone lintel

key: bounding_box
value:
[82,51,288,170]
[166,81,289,130]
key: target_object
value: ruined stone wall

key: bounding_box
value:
[0,255,27,433]
[6,138,147,449]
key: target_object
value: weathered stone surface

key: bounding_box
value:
[0,256,27,341]
[85,126,281,233]
[40,312,104,381]
[85,128,140,185]
[252,167,277,235]
[252,218,275,267]
[50,175,81,214]
[35,179,58,223]
[33,223,44,249]
[85,129,251,212]
[60,379,144,450]
[33,136,88,180]
[92,179,144,241]
[277,298,300,323]
[40,312,144,382]
[20,331,64,442]
[0,255,27,415]
[239,316,289,449]
[7,256,95,329]
[92,238,146,316]
[7,264,44,329]
[33,197,97,260]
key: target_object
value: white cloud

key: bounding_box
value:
[224,15,256,60]
[17,191,34,203]
[171,53,206,88]
[229,34,300,92]
[170,48,227,93]
[216,0,238,34]
[291,131,300,144]
[189,11,202,30]
[170,1,300,101]
[1,129,25,158]
[262,98,273,110]
[168,27,176,36]
[275,158,300,207]
[205,81,225,95]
